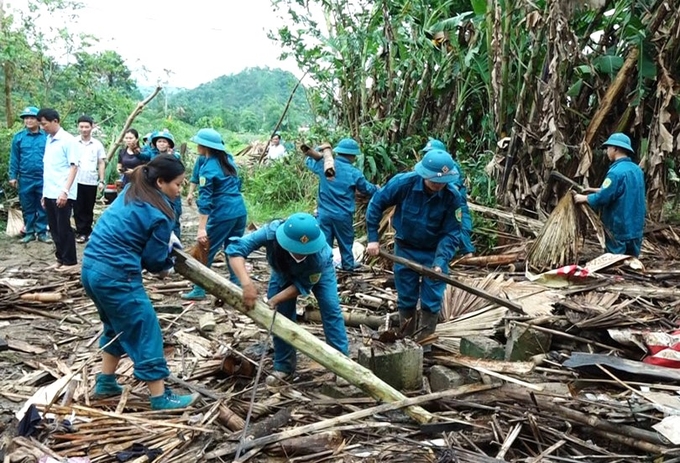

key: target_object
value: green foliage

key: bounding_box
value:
[0,125,21,193]
[242,157,317,223]
[169,67,313,133]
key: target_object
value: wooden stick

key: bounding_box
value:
[378,249,523,314]
[172,249,434,424]
[105,86,162,162]
[257,71,308,164]
[205,383,496,459]
[513,321,623,352]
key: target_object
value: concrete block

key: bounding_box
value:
[460,336,505,360]
[357,339,423,391]
[429,365,465,392]
[505,324,552,361]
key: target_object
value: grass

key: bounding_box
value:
[242,156,317,224]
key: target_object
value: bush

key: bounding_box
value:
[242,156,317,223]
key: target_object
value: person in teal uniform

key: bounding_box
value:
[365,149,465,349]
[304,138,378,271]
[227,213,349,385]
[574,132,646,257]
[148,130,183,238]
[8,106,49,243]
[182,129,247,300]
[186,152,207,207]
[421,138,475,256]
[81,154,199,410]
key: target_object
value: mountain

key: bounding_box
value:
[169,67,312,133]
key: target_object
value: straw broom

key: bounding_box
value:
[526,192,605,273]
[6,206,24,237]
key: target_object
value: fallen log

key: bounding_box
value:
[379,249,524,314]
[172,249,434,424]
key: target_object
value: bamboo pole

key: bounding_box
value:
[105,86,162,163]
[378,249,524,314]
[171,250,434,424]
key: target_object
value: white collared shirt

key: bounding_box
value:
[43,128,79,200]
[267,144,287,161]
[75,136,106,186]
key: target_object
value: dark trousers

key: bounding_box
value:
[44,198,77,265]
[73,183,98,236]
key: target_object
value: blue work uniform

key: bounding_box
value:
[587,157,646,256]
[190,155,207,185]
[226,222,349,375]
[9,128,48,236]
[306,155,377,270]
[450,160,476,255]
[147,147,183,238]
[81,186,175,382]
[366,172,465,314]
[195,155,247,285]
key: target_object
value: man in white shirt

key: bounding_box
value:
[266,133,287,162]
[38,108,79,272]
[73,115,106,243]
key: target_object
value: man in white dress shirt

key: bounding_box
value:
[38,108,79,271]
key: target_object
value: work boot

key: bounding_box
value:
[149,388,200,410]
[93,373,123,399]
[265,371,292,387]
[37,233,52,243]
[182,286,206,301]
[20,234,36,244]
[398,309,417,337]
[417,310,440,354]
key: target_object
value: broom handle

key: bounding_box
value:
[378,249,524,314]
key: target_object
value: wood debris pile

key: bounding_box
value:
[1,223,680,462]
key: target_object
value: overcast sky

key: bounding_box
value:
[7,0,304,89]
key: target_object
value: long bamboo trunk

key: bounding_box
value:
[172,250,434,424]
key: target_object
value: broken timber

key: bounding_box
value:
[379,249,524,314]
[172,249,434,424]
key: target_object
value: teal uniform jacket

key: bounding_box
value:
[83,185,175,274]
[190,155,207,184]
[9,128,47,180]
[305,155,377,216]
[196,155,246,219]
[587,157,646,242]
[366,172,465,269]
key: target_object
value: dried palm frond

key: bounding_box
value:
[527,192,605,273]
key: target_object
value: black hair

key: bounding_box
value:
[124,128,141,153]
[126,154,185,218]
[77,115,94,125]
[269,234,295,281]
[206,147,237,177]
[36,108,60,122]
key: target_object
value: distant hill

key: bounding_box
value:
[169,67,312,133]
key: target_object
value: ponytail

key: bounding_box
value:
[126,154,185,218]
[207,147,237,177]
